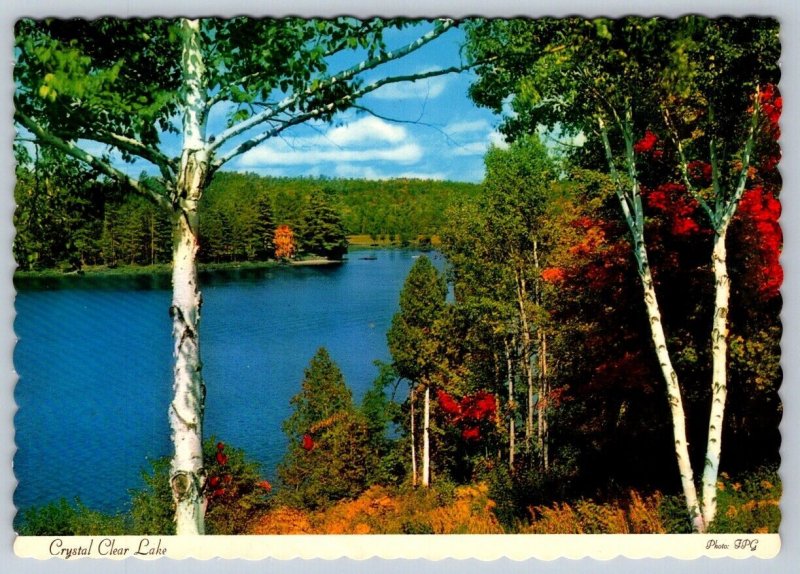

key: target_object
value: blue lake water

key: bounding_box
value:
[14,249,442,514]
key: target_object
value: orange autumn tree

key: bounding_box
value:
[274,225,296,260]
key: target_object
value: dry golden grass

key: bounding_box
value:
[250,483,502,534]
[522,491,665,534]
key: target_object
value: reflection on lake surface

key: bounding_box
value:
[14,250,442,513]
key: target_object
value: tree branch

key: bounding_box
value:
[15,110,171,211]
[88,130,176,184]
[661,106,716,224]
[212,62,470,169]
[209,18,456,152]
[721,86,762,226]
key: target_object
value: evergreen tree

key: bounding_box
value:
[387,256,447,486]
[253,193,276,260]
[298,190,349,260]
[277,348,370,509]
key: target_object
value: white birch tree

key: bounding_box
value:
[14,16,466,534]
[466,16,779,531]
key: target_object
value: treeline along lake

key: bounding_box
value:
[14,249,440,514]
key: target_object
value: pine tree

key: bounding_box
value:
[253,193,276,260]
[277,348,370,509]
[298,190,348,260]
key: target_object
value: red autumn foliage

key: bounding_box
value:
[302,434,315,451]
[642,183,703,237]
[274,224,296,260]
[736,186,782,299]
[687,160,713,185]
[437,389,461,417]
[461,426,481,441]
[760,83,782,130]
[217,442,225,451]
[209,475,221,488]
[541,267,566,284]
[212,488,226,498]
[436,389,497,442]
[257,480,272,491]
[634,130,658,153]
[216,451,228,465]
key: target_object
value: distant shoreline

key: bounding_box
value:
[13,258,343,281]
[12,242,440,280]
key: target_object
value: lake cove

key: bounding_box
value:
[14,249,444,514]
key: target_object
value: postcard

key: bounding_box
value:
[6,5,787,562]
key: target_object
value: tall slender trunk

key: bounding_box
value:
[422,385,431,487]
[170,18,209,536]
[540,331,549,472]
[504,338,515,470]
[598,115,705,532]
[701,225,731,527]
[410,385,418,486]
[636,236,705,532]
[514,266,535,450]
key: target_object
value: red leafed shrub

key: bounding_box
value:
[302,434,315,451]
[687,160,713,185]
[634,130,658,153]
[541,267,566,284]
[642,183,703,237]
[737,186,782,299]
[760,83,782,129]
[436,389,497,442]
[437,389,461,417]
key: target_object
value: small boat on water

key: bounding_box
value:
[359,255,378,261]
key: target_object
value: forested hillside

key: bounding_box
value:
[13,164,479,271]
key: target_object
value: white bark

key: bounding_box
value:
[598,115,705,532]
[513,267,535,449]
[540,332,549,472]
[422,385,431,487]
[701,227,731,527]
[637,244,704,532]
[664,94,760,529]
[169,18,209,536]
[410,386,418,487]
[505,339,515,469]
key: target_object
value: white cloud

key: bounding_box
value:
[450,141,490,157]
[326,116,407,146]
[488,131,509,149]
[239,141,422,166]
[448,130,508,157]
[444,119,491,135]
[235,116,424,170]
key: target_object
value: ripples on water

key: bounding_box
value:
[14,250,444,513]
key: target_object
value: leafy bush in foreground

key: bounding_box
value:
[131,438,271,535]
[15,498,129,536]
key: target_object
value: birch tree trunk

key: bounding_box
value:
[169,19,209,535]
[665,96,760,529]
[514,266,535,450]
[422,385,431,487]
[635,228,705,532]
[701,224,731,527]
[504,338,515,470]
[598,115,705,532]
[540,332,549,472]
[410,386,418,487]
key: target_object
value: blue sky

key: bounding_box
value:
[73,21,505,185]
[224,23,506,183]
